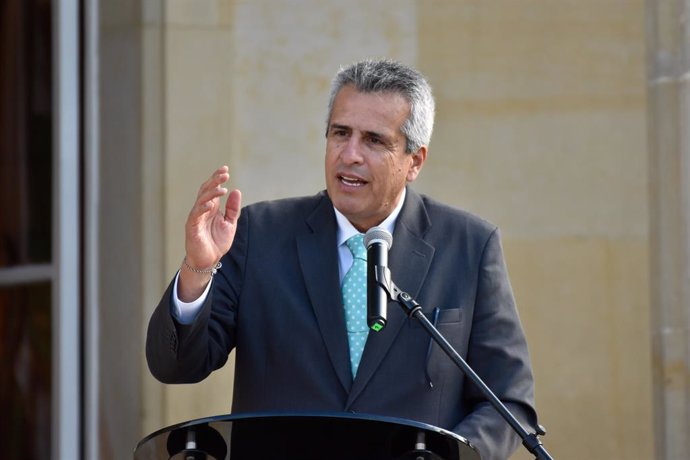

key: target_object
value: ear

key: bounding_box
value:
[406,145,427,182]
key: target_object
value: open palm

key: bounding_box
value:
[184,166,242,271]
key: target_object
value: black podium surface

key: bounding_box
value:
[134,412,480,460]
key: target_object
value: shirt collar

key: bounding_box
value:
[334,187,407,246]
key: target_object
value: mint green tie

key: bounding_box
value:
[342,234,368,377]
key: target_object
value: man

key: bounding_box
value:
[147,59,538,460]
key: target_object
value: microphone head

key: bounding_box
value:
[364,226,393,250]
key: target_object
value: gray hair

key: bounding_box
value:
[326,59,435,154]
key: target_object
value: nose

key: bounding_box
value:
[340,136,364,164]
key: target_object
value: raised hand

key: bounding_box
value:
[178,165,242,301]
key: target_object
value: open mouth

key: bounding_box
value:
[338,174,367,187]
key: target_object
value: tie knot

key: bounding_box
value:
[345,234,366,260]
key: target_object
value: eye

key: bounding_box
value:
[367,134,386,146]
[329,127,349,138]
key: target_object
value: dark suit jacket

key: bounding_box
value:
[146,188,537,460]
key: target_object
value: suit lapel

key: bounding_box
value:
[346,188,435,407]
[296,193,353,394]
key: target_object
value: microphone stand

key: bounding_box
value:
[373,266,554,460]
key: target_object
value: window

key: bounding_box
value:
[0,0,81,458]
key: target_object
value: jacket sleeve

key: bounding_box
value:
[145,209,249,384]
[454,228,539,460]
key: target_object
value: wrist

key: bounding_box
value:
[177,265,213,303]
[181,256,222,275]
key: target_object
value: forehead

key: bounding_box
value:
[329,86,410,135]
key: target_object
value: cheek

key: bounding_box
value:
[324,150,337,169]
[404,159,418,181]
[391,159,411,181]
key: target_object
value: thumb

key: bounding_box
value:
[224,189,242,225]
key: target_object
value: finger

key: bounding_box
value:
[188,186,228,222]
[196,173,229,200]
[197,184,228,206]
[197,166,230,199]
[224,189,242,225]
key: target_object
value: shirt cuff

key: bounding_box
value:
[171,270,213,324]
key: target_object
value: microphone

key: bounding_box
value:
[364,227,393,332]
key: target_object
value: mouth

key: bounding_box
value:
[338,174,368,187]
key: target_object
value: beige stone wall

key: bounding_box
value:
[416,2,652,459]
[142,1,654,458]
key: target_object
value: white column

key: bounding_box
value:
[647,1,690,458]
[53,0,81,457]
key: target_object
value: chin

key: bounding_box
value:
[330,198,359,217]
[333,201,359,217]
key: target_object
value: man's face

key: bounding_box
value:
[325,85,426,232]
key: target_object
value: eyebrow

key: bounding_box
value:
[328,123,350,132]
[329,123,390,142]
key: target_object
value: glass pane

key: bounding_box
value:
[0,0,53,268]
[0,282,52,460]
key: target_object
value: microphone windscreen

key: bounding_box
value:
[364,226,393,250]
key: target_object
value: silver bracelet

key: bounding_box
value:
[182,256,222,275]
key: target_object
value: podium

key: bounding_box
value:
[133,412,480,460]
